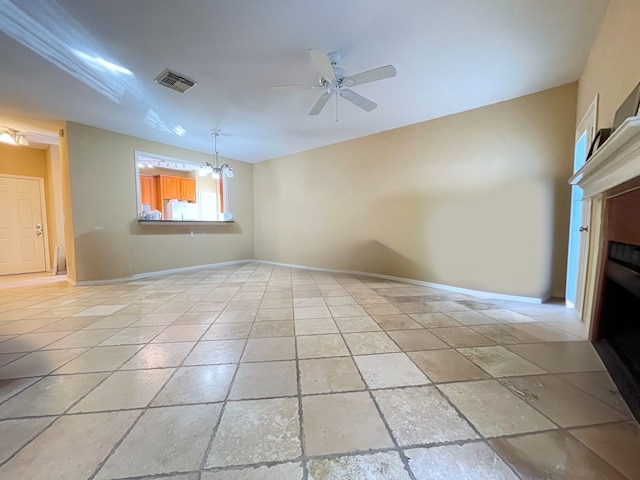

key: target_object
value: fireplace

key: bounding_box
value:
[593,241,640,419]
[569,116,640,422]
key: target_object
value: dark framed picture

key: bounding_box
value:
[586,128,612,161]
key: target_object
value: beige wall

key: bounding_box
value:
[254,84,577,299]
[577,0,640,127]
[65,122,254,282]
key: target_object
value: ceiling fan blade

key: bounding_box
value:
[343,65,397,87]
[308,48,335,80]
[270,84,323,89]
[339,89,377,112]
[309,92,332,116]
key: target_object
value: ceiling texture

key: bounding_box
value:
[0,0,608,163]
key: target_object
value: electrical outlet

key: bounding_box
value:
[190,231,194,238]
[202,231,206,238]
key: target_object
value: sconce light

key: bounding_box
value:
[0,128,29,146]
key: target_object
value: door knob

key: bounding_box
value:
[36,224,43,237]
[579,226,589,232]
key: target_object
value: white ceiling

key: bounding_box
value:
[0,0,608,163]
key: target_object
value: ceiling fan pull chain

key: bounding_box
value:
[336,91,339,122]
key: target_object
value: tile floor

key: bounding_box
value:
[0,262,639,480]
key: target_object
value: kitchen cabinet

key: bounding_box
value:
[139,174,158,211]
[156,175,196,201]
[180,177,196,202]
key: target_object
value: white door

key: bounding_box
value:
[565,96,597,315]
[0,176,47,275]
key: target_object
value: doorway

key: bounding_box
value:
[565,96,597,313]
[0,175,48,275]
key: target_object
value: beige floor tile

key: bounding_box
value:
[409,312,462,328]
[506,342,605,373]
[570,422,640,480]
[363,304,403,316]
[325,296,358,306]
[296,316,340,335]
[478,309,533,323]
[131,312,183,327]
[387,329,449,351]
[457,346,546,377]
[334,316,381,333]
[342,332,400,356]
[373,314,423,330]
[429,326,494,348]
[293,297,325,307]
[354,353,429,389]
[405,443,519,480]
[444,310,500,326]
[259,299,294,309]
[70,368,174,412]
[0,373,108,417]
[395,302,436,314]
[0,319,57,335]
[0,376,40,403]
[0,417,55,463]
[302,391,393,456]
[511,322,584,342]
[242,337,296,362]
[216,310,257,323]
[206,398,300,467]
[55,345,142,373]
[250,320,294,338]
[229,360,297,399]
[120,342,195,369]
[299,357,365,394]
[184,339,245,365]
[308,452,410,480]
[328,304,368,317]
[202,462,303,479]
[99,326,165,346]
[439,380,556,437]
[374,386,477,445]
[96,404,222,478]
[500,375,628,427]
[294,306,331,319]
[72,305,127,317]
[490,430,628,480]
[0,352,24,367]
[203,322,252,340]
[558,371,631,414]
[152,324,208,343]
[153,364,235,405]
[296,334,349,359]
[255,307,294,321]
[408,349,491,383]
[82,314,140,329]
[469,324,543,344]
[41,329,118,349]
[0,410,140,479]
[0,348,87,379]
[172,312,220,325]
[226,299,261,311]
[0,331,72,353]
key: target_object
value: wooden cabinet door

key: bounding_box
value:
[180,178,196,202]
[161,176,181,199]
[139,175,157,210]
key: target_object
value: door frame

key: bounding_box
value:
[0,173,51,273]
[567,95,598,317]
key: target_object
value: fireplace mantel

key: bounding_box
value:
[569,116,640,197]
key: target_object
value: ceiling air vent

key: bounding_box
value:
[154,69,197,93]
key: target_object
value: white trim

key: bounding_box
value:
[259,260,550,304]
[73,259,252,286]
[569,116,640,197]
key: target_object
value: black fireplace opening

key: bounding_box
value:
[593,241,640,421]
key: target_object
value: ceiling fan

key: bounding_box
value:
[274,49,397,120]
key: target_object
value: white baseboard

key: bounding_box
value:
[73,259,253,286]
[72,257,550,304]
[258,260,550,304]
